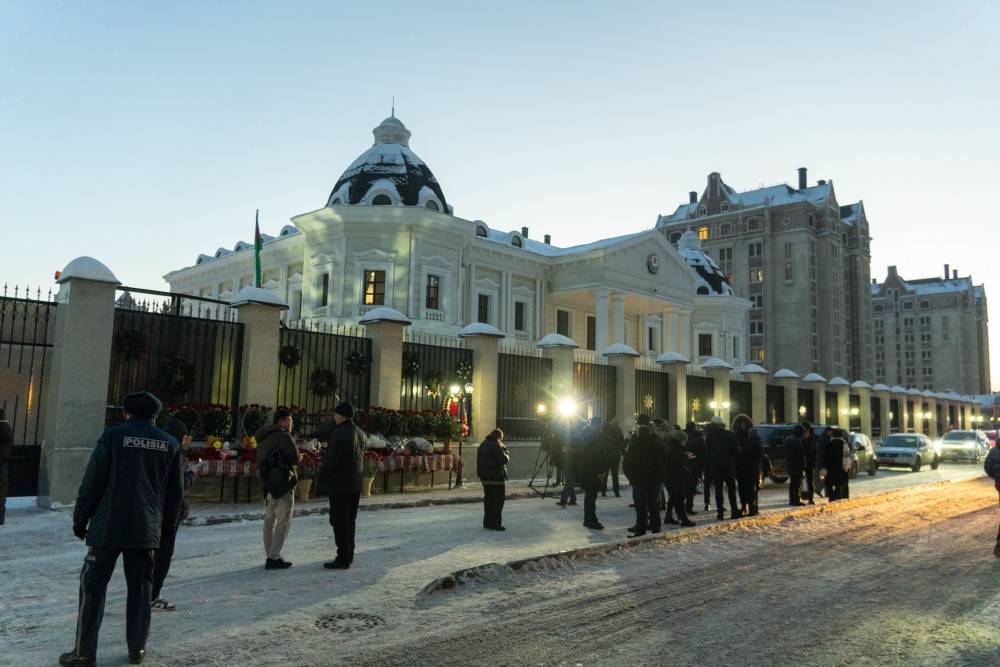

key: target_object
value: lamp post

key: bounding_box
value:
[453,381,474,487]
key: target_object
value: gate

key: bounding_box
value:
[685,374,714,424]
[766,384,785,423]
[573,361,616,422]
[636,368,670,422]
[1,286,55,496]
[729,379,752,418]
[399,337,473,414]
[798,388,814,422]
[496,351,552,440]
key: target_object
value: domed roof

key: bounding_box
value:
[676,231,733,296]
[326,116,449,211]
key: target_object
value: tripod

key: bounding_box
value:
[528,443,557,498]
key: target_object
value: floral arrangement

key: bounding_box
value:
[186,437,236,461]
[424,371,444,398]
[309,367,338,399]
[201,405,232,438]
[345,351,370,375]
[239,403,272,438]
[356,407,460,441]
[401,351,421,378]
[362,451,381,478]
[158,355,197,395]
[455,360,473,383]
[297,439,325,481]
[279,344,301,368]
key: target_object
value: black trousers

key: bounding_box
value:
[714,476,738,515]
[631,484,660,532]
[788,469,804,504]
[738,473,759,513]
[328,493,361,564]
[665,479,689,523]
[151,527,178,601]
[73,546,155,658]
[582,477,600,523]
[483,483,505,529]
[685,471,699,512]
[559,464,577,504]
[602,458,621,496]
[802,465,815,501]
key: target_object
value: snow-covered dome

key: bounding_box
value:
[326,116,449,212]
[676,231,733,296]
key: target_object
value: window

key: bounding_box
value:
[905,350,915,360]
[371,194,392,206]
[669,232,682,244]
[476,225,488,238]
[751,348,764,361]
[586,316,597,351]
[698,226,708,240]
[750,321,763,335]
[919,300,930,310]
[920,333,931,343]
[905,367,915,377]
[875,351,885,361]
[784,243,792,258]
[922,366,932,376]
[697,285,710,295]
[721,202,730,213]
[514,301,525,331]
[874,304,884,313]
[748,242,762,257]
[921,350,932,360]
[875,335,885,345]
[478,294,490,324]
[807,214,815,227]
[698,207,707,217]
[748,218,760,231]
[719,247,732,261]
[903,317,914,327]
[648,327,655,351]
[425,200,439,211]
[721,223,731,235]
[698,333,713,357]
[750,295,763,309]
[425,275,440,310]
[512,236,523,248]
[320,273,329,307]
[363,270,385,305]
[749,269,763,282]
[903,301,913,310]
[733,337,740,359]
[919,316,930,326]
[556,310,570,337]
[875,320,883,329]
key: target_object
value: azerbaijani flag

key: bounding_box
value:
[254,209,262,288]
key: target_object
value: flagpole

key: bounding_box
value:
[254,209,262,288]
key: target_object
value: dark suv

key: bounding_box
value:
[753,423,802,483]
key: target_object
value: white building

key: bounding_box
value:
[165,116,749,368]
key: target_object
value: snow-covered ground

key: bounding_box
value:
[2,463,997,666]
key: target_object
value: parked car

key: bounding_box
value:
[875,433,940,471]
[755,423,832,483]
[848,432,878,478]
[984,430,998,448]
[938,430,990,463]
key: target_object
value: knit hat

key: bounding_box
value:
[334,401,355,419]
[671,430,688,442]
[122,391,161,419]
[685,421,698,431]
[710,415,724,424]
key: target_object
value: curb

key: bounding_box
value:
[421,476,986,594]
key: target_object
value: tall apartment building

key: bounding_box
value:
[656,168,873,380]
[872,265,990,395]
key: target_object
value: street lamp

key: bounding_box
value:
[799,405,807,417]
[709,401,729,414]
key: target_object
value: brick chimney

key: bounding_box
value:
[544,234,551,245]
[944,264,949,279]
[521,227,529,238]
[798,167,807,190]
[689,191,698,204]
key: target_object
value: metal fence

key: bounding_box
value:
[798,388,814,423]
[826,391,840,422]
[399,339,473,413]
[496,352,552,440]
[1,286,55,496]
[635,368,670,422]
[685,374,714,424]
[765,384,785,423]
[729,379,752,418]
[108,296,244,434]
[573,361,617,422]
[871,396,882,438]
[276,324,372,424]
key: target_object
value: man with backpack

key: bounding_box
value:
[255,408,300,570]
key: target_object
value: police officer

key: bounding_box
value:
[60,391,183,667]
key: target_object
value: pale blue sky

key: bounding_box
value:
[2,1,998,390]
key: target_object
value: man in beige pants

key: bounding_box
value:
[254,409,299,569]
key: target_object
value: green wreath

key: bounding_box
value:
[345,351,370,375]
[424,371,444,398]
[279,345,301,368]
[455,360,474,383]
[309,367,338,398]
[157,355,196,395]
[114,329,149,361]
[402,351,421,378]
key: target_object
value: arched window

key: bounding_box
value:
[512,236,523,248]
[476,225,488,238]
[721,202,730,212]
[697,227,708,240]
[696,285,710,295]
[698,206,707,217]
[371,194,392,206]
[425,200,439,211]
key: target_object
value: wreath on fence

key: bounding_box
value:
[114,329,149,361]
[309,367,339,398]
[158,355,196,395]
[424,371,445,399]
[279,344,301,369]
[402,351,421,378]
[345,351,370,375]
[455,360,473,383]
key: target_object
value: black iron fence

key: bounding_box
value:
[686,374,714,424]
[871,396,882,438]
[1,286,55,496]
[399,338,473,414]
[573,361,617,422]
[108,294,244,435]
[276,324,372,426]
[765,384,785,423]
[496,351,552,440]
[826,391,840,423]
[635,369,670,422]
[729,379,752,418]
[798,388,814,423]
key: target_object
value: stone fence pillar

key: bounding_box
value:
[741,364,769,425]
[852,381,872,438]
[360,308,410,410]
[804,373,827,426]
[872,384,891,440]
[231,288,287,411]
[539,334,579,416]
[656,352,689,426]
[459,323,505,442]
[39,257,120,508]
[829,377,851,429]
[603,344,639,432]
[774,369,800,423]
[704,357,734,426]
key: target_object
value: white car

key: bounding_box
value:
[875,433,940,472]
[938,430,989,463]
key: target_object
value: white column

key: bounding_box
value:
[594,288,610,353]
[663,307,677,352]
[611,292,626,346]
[468,264,476,323]
[678,307,692,358]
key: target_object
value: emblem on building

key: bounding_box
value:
[646,253,659,274]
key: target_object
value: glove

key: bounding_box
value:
[73,524,87,540]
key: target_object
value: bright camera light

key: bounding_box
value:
[558,399,576,416]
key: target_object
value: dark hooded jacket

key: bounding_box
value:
[684,426,708,477]
[705,422,739,479]
[477,433,509,482]
[784,425,807,473]
[316,418,366,496]
[622,430,664,486]
[73,418,184,549]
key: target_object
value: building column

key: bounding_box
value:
[360,309,411,410]
[39,257,120,508]
[604,346,639,432]
[775,370,800,423]
[231,288,288,410]
[678,307,692,359]
[664,306,678,353]
[659,359,689,426]
[610,292,627,346]
[853,382,872,438]
[924,393,938,438]
[593,288,610,354]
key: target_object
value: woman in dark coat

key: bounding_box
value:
[663,430,695,527]
[732,414,757,515]
[476,429,510,531]
[823,429,849,502]
[740,427,764,516]
[705,415,741,519]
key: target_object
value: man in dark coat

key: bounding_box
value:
[705,415,740,520]
[255,408,300,570]
[601,414,626,497]
[801,421,818,504]
[60,391,183,667]
[663,430,695,527]
[316,402,366,569]
[0,407,12,526]
[683,422,707,515]
[622,425,663,536]
[476,428,509,531]
[740,427,765,516]
[822,429,849,502]
[578,418,610,530]
[785,424,807,506]
[732,414,756,515]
